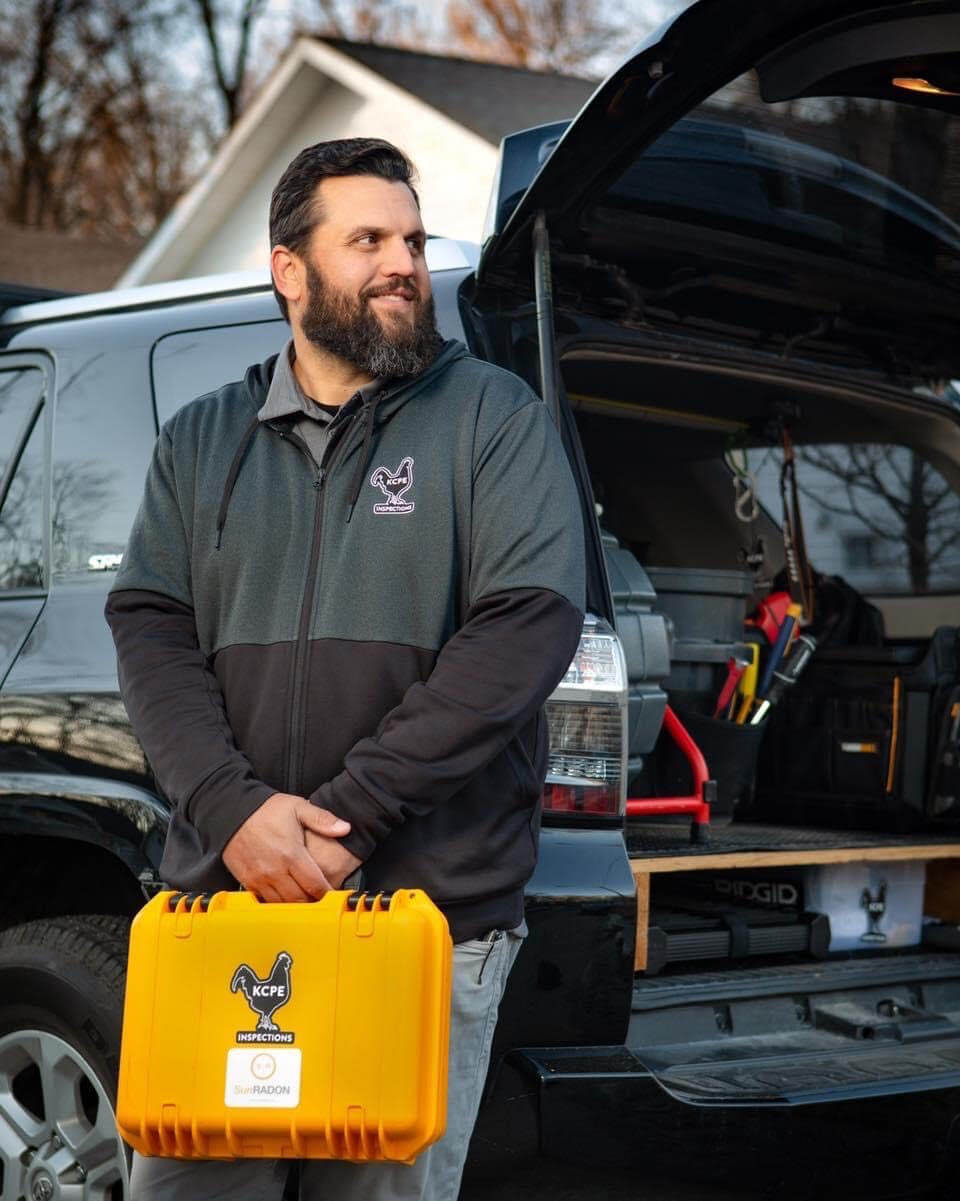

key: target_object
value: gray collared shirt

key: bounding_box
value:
[257,339,384,467]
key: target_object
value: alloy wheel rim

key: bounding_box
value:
[0,1029,127,1201]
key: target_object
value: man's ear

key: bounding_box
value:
[271,245,304,311]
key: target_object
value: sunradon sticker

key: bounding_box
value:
[225,1048,301,1108]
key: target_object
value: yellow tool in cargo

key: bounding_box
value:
[735,644,760,724]
[117,888,452,1163]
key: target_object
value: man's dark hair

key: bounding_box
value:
[269,138,420,320]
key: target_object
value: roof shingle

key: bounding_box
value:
[0,222,142,293]
[321,38,597,145]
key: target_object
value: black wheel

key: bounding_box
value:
[0,916,131,1201]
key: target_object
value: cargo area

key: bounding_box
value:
[560,345,960,1101]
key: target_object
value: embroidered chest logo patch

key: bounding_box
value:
[370,456,415,514]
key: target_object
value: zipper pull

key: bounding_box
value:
[313,468,326,491]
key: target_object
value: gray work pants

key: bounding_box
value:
[129,925,525,1201]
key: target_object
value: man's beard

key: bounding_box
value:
[300,260,444,378]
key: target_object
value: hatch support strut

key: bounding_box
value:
[533,210,560,428]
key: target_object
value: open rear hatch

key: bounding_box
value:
[472,0,960,385]
[471,0,960,1117]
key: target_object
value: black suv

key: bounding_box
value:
[3,3,960,1198]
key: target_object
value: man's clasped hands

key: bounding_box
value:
[222,793,362,902]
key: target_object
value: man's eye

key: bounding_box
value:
[356,234,377,246]
[407,239,424,254]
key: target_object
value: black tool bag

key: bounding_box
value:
[745,627,960,832]
[653,708,767,817]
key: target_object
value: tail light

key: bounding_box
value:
[542,615,628,817]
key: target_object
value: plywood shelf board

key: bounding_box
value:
[631,843,960,876]
[634,871,650,973]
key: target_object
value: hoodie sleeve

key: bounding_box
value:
[309,395,586,859]
[104,425,276,859]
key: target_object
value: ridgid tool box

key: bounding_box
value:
[117,889,452,1163]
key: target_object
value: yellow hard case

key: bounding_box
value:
[117,889,452,1162]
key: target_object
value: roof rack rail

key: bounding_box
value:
[0,238,479,330]
[0,269,272,330]
[0,282,73,316]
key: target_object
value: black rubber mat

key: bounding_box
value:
[650,1039,960,1105]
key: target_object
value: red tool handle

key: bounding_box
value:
[713,658,747,718]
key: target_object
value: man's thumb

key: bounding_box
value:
[299,803,351,837]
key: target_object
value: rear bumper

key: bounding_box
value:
[479,1045,960,1199]
[514,1039,960,1105]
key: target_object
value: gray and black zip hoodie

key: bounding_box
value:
[104,340,585,942]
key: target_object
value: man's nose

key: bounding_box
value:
[379,236,417,280]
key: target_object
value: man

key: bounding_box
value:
[105,137,585,1200]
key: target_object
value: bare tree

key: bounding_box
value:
[800,445,960,593]
[50,459,121,575]
[188,0,267,129]
[444,0,624,73]
[0,452,119,587]
[0,458,43,588]
[0,0,210,237]
[305,0,433,48]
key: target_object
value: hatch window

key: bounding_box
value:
[607,98,960,277]
[606,77,960,281]
[590,74,960,380]
[743,442,960,596]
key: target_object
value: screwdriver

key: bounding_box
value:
[750,629,820,725]
[734,644,760,725]
[755,603,803,703]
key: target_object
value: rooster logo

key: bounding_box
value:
[860,882,888,943]
[370,456,415,514]
[231,951,294,1042]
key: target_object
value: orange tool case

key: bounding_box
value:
[117,889,452,1163]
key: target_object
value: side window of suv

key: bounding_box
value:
[51,345,158,583]
[152,321,287,426]
[0,364,47,592]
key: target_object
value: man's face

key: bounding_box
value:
[295,175,442,377]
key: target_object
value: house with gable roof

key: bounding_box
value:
[118,37,596,287]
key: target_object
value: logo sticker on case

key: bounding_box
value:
[225,1048,301,1107]
[230,951,296,1043]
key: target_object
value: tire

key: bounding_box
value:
[0,915,131,1200]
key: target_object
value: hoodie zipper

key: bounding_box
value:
[272,411,359,797]
[266,371,413,796]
